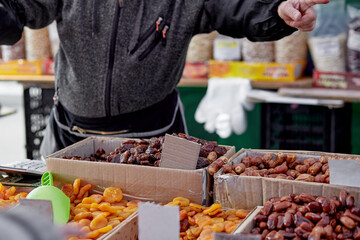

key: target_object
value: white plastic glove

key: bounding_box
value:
[195,78,254,138]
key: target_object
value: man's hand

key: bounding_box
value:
[278,0,329,32]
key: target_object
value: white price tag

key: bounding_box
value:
[329,159,360,188]
[138,202,179,240]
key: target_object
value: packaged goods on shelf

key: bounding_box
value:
[209,61,303,81]
[1,33,26,62]
[24,27,52,61]
[213,35,242,61]
[182,62,208,79]
[0,59,43,75]
[313,70,360,90]
[275,31,307,79]
[214,149,360,209]
[186,31,218,62]
[242,39,274,63]
[235,191,360,239]
[347,18,360,74]
[47,136,235,205]
[308,0,348,73]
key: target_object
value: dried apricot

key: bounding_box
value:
[90,215,108,231]
[108,220,120,227]
[98,203,117,214]
[78,219,91,227]
[89,194,103,204]
[77,184,92,200]
[73,179,81,195]
[74,212,93,221]
[62,184,74,198]
[235,209,249,219]
[126,200,140,207]
[103,187,123,203]
[82,197,96,204]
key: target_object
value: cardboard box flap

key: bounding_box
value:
[160,134,201,170]
[47,158,206,204]
[233,206,262,234]
[214,175,263,210]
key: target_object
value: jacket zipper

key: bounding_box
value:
[105,2,121,117]
[130,17,163,55]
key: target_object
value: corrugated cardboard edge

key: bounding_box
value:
[47,137,236,206]
[214,149,360,209]
[47,158,205,204]
[98,212,138,240]
[233,206,262,234]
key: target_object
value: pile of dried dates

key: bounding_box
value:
[221,152,331,183]
[61,133,228,169]
[249,191,360,239]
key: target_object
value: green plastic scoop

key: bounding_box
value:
[26,172,70,225]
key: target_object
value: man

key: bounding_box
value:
[0,0,328,156]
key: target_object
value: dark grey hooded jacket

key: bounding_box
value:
[1,0,295,118]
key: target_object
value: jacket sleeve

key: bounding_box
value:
[16,0,62,29]
[0,0,24,45]
[202,0,297,41]
[0,0,61,45]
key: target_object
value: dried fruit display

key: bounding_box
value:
[0,183,28,209]
[166,197,249,240]
[64,179,139,240]
[248,191,360,240]
[61,133,228,169]
[221,152,333,183]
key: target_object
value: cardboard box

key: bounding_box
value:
[47,136,235,206]
[214,149,360,210]
[234,191,360,235]
[209,61,306,82]
[313,70,360,90]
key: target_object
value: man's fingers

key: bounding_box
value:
[278,1,301,22]
[305,0,330,7]
[290,8,316,27]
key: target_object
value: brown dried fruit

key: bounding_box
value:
[340,216,356,229]
[274,201,292,212]
[305,212,321,223]
[284,212,294,227]
[267,213,279,230]
[298,193,316,203]
[233,163,246,175]
[308,162,322,176]
[303,158,317,166]
[295,174,315,182]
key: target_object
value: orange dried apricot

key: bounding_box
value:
[211,222,225,232]
[73,179,81,195]
[62,184,74,198]
[98,203,117,214]
[78,219,91,227]
[89,194,103,204]
[103,187,123,203]
[90,215,108,231]
[82,197,96,204]
[74,212,93,221]
[235,209,249,219]
[77,184,92,200]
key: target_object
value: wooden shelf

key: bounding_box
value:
[0,75,314,89]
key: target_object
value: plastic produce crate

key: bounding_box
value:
[260,103,351,153]
[24,87,54,159]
